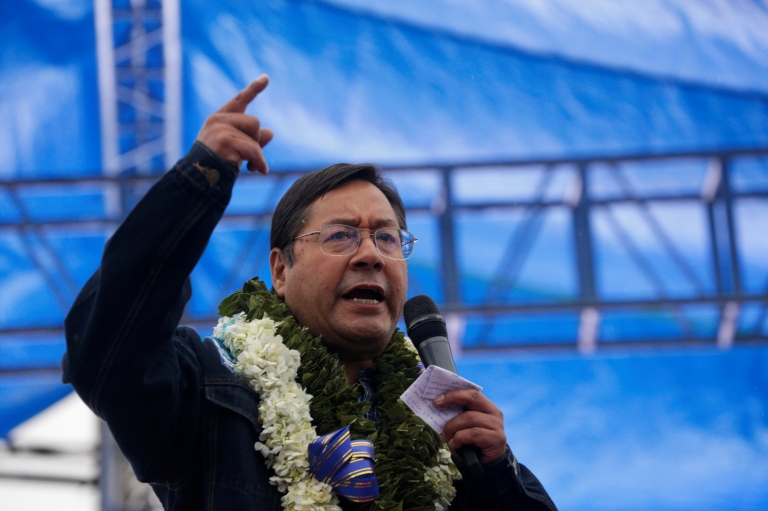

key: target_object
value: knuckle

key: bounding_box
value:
[207,113,225,124]
[216,132,233,147]
[457,428,476,443]
[463,411,479,425]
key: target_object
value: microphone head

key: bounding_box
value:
[403,295,447,347]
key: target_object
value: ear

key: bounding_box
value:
[270,248,287,298]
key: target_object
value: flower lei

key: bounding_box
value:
[213,277,460,511]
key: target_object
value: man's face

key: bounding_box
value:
[270,180,408,361]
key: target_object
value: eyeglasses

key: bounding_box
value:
[293,224,418,260]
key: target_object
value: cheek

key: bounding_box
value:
[391,267,408,308]
[299,265,337,300]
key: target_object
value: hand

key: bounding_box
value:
[196,75,274,174]
[435,389,507,463]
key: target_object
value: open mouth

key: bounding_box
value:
[343,287,384,305]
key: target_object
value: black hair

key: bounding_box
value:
[270,163,407,266]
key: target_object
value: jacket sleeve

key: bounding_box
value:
[451,447,558,511]
[62,142,239,485]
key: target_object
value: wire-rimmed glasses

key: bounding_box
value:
[293,224,417,260]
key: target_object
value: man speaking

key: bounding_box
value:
[63,76,557,511]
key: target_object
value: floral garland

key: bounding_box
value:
[213,278,460,511]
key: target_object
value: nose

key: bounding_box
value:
[350,232,384,269]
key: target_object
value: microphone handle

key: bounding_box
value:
[418,337,484,479]
[416,337,457,373]
[458,445,484,479]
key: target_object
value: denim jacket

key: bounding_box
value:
[63,142,557,511]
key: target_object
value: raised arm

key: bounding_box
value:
[62,76,272,483]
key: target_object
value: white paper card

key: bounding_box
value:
[400,365,483,434]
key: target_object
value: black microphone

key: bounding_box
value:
[403,295,484,479]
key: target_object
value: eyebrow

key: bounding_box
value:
[326,218,398,229]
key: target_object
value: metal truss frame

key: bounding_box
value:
[2,146,768,353]
[95,0,181,176]
[2,147,767,507]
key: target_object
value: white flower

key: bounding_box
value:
[426,446,460,510]
[219,313,338,510]
[282,478,339,511]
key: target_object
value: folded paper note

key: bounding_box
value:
[400,365,483,434]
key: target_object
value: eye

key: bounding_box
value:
[376,229,400,245]
[322,225,356,243]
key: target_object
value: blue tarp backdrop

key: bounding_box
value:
[460,345,768,511]
[182,0,768,168]
[1,0,767,509]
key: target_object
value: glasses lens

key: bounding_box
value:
[375,228,414,260]
[319,225,360,255]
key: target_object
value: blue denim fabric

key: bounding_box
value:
[63,142,556,511]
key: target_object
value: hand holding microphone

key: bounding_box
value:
[404,295,508,479]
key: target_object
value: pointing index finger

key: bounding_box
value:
[218,74,269,114]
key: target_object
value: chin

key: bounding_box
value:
[341,329,393,352]
[359,323,396,340]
